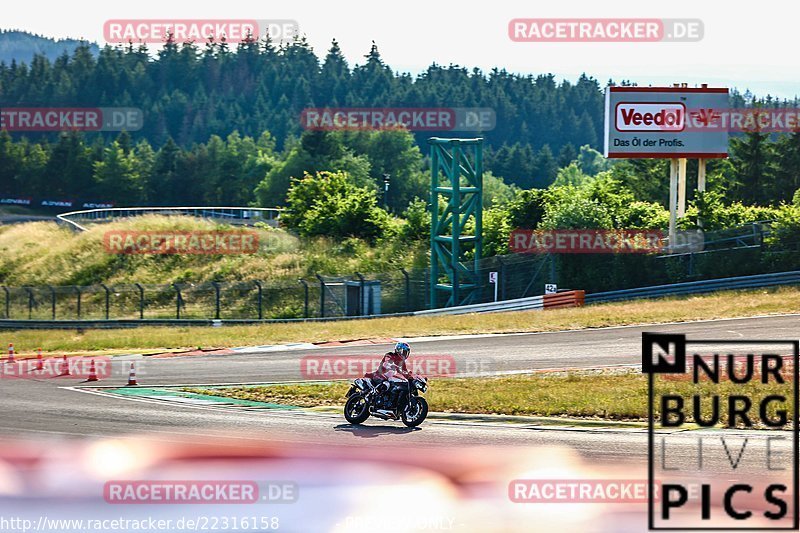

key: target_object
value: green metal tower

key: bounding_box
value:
[429,137,483,308]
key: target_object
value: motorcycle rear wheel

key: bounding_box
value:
[401,397,428,427]
[344,394,370,424]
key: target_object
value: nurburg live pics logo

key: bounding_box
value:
[643,332,799,530]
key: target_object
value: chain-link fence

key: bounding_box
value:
[2,232,795,321]
[0,252,558,320]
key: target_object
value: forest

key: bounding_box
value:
[2,35,795,208]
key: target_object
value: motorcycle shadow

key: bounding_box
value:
[334,423,422,437]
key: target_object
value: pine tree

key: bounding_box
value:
[775,132,800,202]
[730,131,777,204]
[93,141,143,205]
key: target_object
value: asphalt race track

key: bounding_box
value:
[1,313,798,467]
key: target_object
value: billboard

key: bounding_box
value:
[604,86,729,158]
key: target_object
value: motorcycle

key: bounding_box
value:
[344,373,429,427]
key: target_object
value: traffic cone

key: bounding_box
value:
[59,355,70,376]
[126,362,138,386]
[35,348,43,371]
[7,343,14,363]
[86,359,99,382]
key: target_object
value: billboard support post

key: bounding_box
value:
[669,159,678,251]
[677,158,687,217]
[698,159,707,192]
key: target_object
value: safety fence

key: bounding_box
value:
[0,253,554,321]
[3,218,800,325]
[1,268,798,328]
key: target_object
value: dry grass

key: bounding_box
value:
[0,216,297,285]
[188,369,791,425]
[0,215,412,286]
[3,285,800,354]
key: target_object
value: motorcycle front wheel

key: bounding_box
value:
[401,397,428,427]
[344,394,370,424]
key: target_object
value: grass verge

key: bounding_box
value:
[185,368,790,426]
[3,286,800,354]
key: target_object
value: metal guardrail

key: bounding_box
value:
[412,291,585,315]
[56,206,283,231]
[414,295,546,316]
[586,270,800,304]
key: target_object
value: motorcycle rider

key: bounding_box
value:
[375,342,412,380]
[370,342,413,407]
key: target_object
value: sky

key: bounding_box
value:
[4,0,798,99]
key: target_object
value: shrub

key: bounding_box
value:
[766,204,800,250]
[682,190,780,230]
[399,197,430,242]
[505,188,548,230]
[482,207,512,256]
[282,170,391,242]
[539,196,613,230]
[619,201,669,229]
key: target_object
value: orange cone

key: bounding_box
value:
[126,362,138,386]
[86,360,98,382]
[7,343,14,363]
[35,348,43,371]
[59,355,70,376]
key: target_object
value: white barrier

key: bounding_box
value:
[57,206,283,232]
[413,295,545,316]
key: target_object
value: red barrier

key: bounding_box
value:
[543,290,585,309]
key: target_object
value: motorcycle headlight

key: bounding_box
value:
[415,380,427,392]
